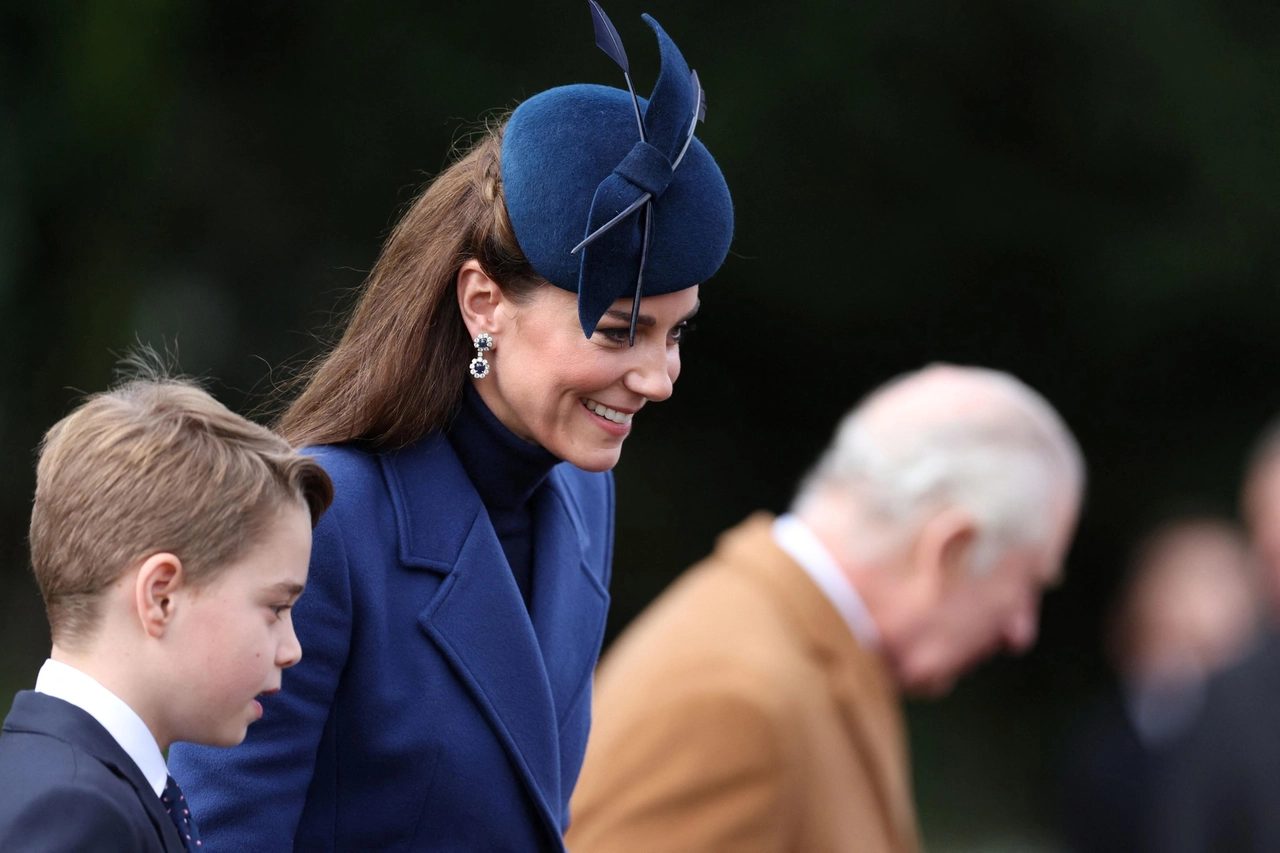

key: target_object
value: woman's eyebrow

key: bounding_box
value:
[603,299,701,328]
[605,308,655,327]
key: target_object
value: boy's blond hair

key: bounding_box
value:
[29,375,334,647]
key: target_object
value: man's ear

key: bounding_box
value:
[908,506,978,601]
[457,259,504,340]
[134,553,185,639]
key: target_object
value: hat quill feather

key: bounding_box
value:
[572,192,651,254]
[588,0,646,142]
[629,201,653,344]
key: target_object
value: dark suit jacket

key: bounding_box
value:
[1058,691,1183,853]
[1146,633,1280,853]
[0,691,185,853]
[169,433,614,852]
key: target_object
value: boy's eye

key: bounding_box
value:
[271,604,292,617]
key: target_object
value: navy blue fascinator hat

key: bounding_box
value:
[501,3,734,342]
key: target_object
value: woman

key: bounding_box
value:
[168,7,732,852]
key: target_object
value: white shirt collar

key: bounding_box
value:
[772,513,880,649]
[35,658,168,796]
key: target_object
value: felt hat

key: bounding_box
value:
[501,4,734,340]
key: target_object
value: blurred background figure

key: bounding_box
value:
[1058,516,1259,853]
[1243,423,1280,610]
[1145,425,1280,853]
[565,364,1084,853]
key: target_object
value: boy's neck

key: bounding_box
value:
[50,644,172,751]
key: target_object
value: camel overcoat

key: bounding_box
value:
[567,513,921,853]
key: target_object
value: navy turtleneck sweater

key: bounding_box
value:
[446,385,560,609]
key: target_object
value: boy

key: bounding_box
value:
[0,374,333,852]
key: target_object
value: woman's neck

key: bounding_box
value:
[448,384,559,511]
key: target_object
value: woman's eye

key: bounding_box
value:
[670,321,695,343]
[597,327,631,343]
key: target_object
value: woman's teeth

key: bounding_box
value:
[583,399,633,425]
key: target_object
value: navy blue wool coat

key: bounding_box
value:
[167,433,614,852]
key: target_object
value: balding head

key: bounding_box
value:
[797,364,1085,569]
[793,365,1084,696]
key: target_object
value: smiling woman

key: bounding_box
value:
[461,273,701,471]
[165,5,733,852]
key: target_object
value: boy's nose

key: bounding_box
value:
[278,622,303,668]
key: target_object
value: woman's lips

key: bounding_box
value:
[581,398,633,435]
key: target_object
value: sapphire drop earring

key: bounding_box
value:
[469,333,493,379]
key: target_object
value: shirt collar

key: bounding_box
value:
[772,513,880,649]
[35,658,168,796]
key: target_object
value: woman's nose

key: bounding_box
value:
[624,341,677,402]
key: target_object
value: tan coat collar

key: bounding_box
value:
[717,513,922,852]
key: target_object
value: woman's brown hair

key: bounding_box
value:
[278,120,544,449]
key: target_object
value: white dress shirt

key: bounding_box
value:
[772,513,880,649]
[35,658,169,796]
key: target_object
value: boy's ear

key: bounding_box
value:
[456,259,504,340]
[134,552,185,638]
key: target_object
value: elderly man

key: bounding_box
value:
[566,365,1084,853]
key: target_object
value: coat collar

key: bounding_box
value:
[722,514,921,853]
[379,434,608,843]
[3,691,185,852]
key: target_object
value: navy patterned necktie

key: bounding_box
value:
[161,774,202,851]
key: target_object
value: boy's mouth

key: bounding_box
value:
[252,689,278,720]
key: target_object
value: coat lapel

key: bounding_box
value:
[4,692,184,852]
[380,435,567,843]
[824,644,921,853]
[528,469,611,729]
[727,515,920,853]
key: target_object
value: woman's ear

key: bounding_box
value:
[457,259,504,340]
[134,552,185,639]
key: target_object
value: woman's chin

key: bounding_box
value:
[560,444,624,473]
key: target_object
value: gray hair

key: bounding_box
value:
[794,366,1085,571]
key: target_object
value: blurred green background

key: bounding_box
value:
[3,1,1279,849]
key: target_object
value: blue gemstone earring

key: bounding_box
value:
[469,333,493,379]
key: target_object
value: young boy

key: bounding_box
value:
[0,375,333,852]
